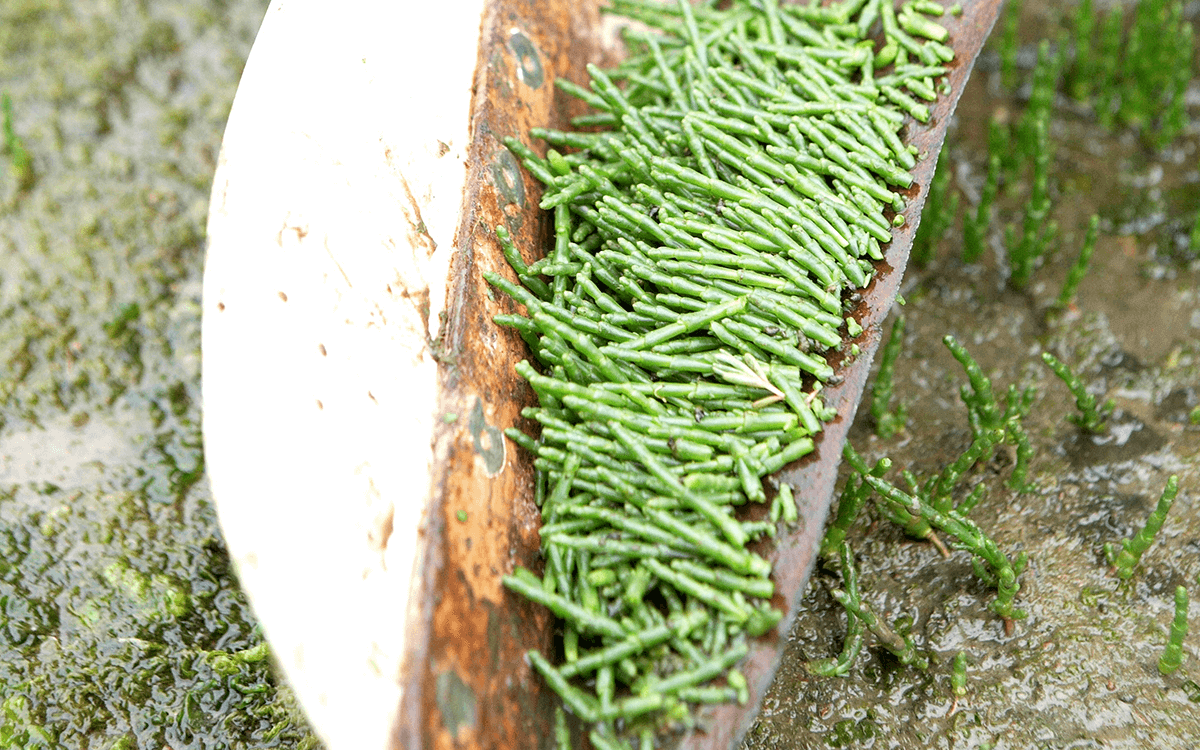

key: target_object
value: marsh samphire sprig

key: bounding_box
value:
[911,156,957,267]
[830,584,929,669]
[1106,475,1180,580]
[1055,214,1100,309]
[870,315,908,439]
[862,470,1027,627]
[806,541,867,677]
[1066,0,1194,146]
[1158,585,1189,675]
[1041,350,1113,434]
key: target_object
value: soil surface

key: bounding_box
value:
[743,2,1200,748]
[0,1,321,747]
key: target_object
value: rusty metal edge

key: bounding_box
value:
[395,1,611,749]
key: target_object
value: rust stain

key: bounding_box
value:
[395,169,440,259]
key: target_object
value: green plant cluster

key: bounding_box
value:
[1067,0,1194,146]
[998,0,1195,148]
[496,0,965,741]
[821,320,1191,698]
[918,33,1066,287]
[812,0,1198,700]
[813,331,1043,674]
[815,276,1191,702]
[921,0,1197,287]
[809,423,1028,681]
[851,336,1033,621]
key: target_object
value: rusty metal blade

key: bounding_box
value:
[404,2,1006,749]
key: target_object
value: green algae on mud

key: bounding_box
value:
[1,0,1197,749]
[743,2,1200,748]
[0,0,322,747]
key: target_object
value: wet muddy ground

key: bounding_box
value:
[0,0,1196,748]
[743,3,1200,748]
[0,0,321,747]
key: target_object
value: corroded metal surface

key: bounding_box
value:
[400,1,612,748]
[399,2,1005,748]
